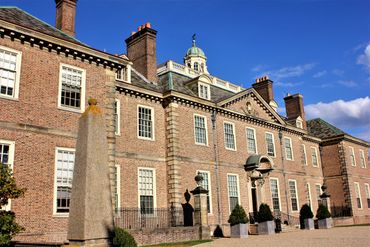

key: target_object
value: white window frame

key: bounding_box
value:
[265,132,276,157]
[360,150,366,168]
[115,64,131,83]
[0,45,22,100]
[198,82,211,100]
[270,177,282,212]
[196,170,213,214]
[349,146,356,166]
[306,183,312,208]
[224,121,236,151]
[53,147,75,217]
[137,105,155,141]
[288,179,299,212]
[246,127,258,154]
[57,63,86,113]
[0,140,15,211]
[354,182,362,209]
[227,173,241,214]
[193,114,208,146]
[296,118,303,129]
[315,183,322,206]
[302,144,307,166]
[365,183,370,209]
[114,99,121,136]
[284,137,294,161]
[138,167,157,214]
[311,147,319,167]
[114,164,121,211]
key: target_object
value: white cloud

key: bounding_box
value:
[306,97,370,141]
[337,80,358,88]
[332,69,344,76]
[357,43,370,71]
[265,63,315,80]
[275,81,304,87]
[313,70,327,78]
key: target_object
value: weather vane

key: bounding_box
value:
[192,33,196,47]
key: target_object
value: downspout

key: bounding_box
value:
[279,129,290,224]
[211,110,223,228]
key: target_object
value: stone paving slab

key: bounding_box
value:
[196,226,370,247]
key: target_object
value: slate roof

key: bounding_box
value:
[0,7,83,45]
[306,118,345,139]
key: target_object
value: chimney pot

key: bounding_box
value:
[146,22,151,28]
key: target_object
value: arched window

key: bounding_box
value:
[187,63,191,68]
[194,62,199,71]
[201,63,204,72]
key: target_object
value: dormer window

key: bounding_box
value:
[296,117,303,129]
[194,62,199,71]
[198,82,210,100]
[115,64,131,83]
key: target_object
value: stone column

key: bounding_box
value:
[67,99,114,247]
[191,174,210,240]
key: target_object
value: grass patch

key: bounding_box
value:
[335,223,370,227]
[143,239,213,247]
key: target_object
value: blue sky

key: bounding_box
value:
[3,0,370,141]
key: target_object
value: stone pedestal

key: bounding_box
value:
[191,186,210,240]
[67,99,114,247]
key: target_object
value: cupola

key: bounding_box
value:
[184,34,209,74]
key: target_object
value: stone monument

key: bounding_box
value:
[67,99,114,247]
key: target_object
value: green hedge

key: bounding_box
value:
[113,227,137,247]
[228,204,249,226]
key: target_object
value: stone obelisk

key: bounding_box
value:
[67,99,114,247]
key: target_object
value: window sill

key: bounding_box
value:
[138,136,155,142]
[58,106,84,114]
[53,213,69,218]
[0,95,19,101]
[195,142,209,147]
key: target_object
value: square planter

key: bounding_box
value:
[318,218,332,229]
[258,220,275,235]
[303,218,314,230]
[230,223,249,238]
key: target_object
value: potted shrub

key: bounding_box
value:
[228,204,249,238]
[299,204,314,230]
[316,204,332,229]
[257,203,275,235]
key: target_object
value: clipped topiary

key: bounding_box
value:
[257,203,274,222]
[112,227,137,247]
[316,204,331,220]
[300,204,314,219]
[228,204,249,226]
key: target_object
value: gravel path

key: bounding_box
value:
[196,226,370,247]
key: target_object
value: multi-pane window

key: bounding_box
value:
[289,180,299,211]
[139,168,155,214]
[349,147,356,166]
[270,178,280,211]
[194,62,199,71]
[227,174,239,212]
[306,183,312,207]
[302,144,307,166]
[311,147,319,167]
[194,115,207,145]
[365,184,370,209]
[0,46,21,98]
[284,137,293,160]
[198,83,210,100]
[198,171,211,213]
[316,184,322,206]
[59,65,85,110]
[360,150,366,168]
[114,99,120,135]
[113,165,121,212]
[55,148,75,214]
[246,128,257,154]
[138,106,154,140]
[224,122,236,150]
[265,132,275,156]
[0,140,15,211]
[354,182,362,209]
[115,65,131,83]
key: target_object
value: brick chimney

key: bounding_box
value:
[252,76,274,104]
[55,0,77,37]
[125,23,157,82]
[284,93,307,129]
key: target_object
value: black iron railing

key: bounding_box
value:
[114,208,184,230]
[330,204,353,217]
[274,211,300,226]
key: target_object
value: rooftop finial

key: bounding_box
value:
[192,33,196,47]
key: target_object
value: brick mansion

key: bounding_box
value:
[0,0,369,245]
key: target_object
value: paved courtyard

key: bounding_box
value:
[196,226,370,247]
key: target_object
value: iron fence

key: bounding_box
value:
[330,204,352,217]
[114,208,184,230]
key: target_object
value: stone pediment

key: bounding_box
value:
[218,89,285,124]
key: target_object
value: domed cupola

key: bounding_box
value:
[184,34,209,74]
